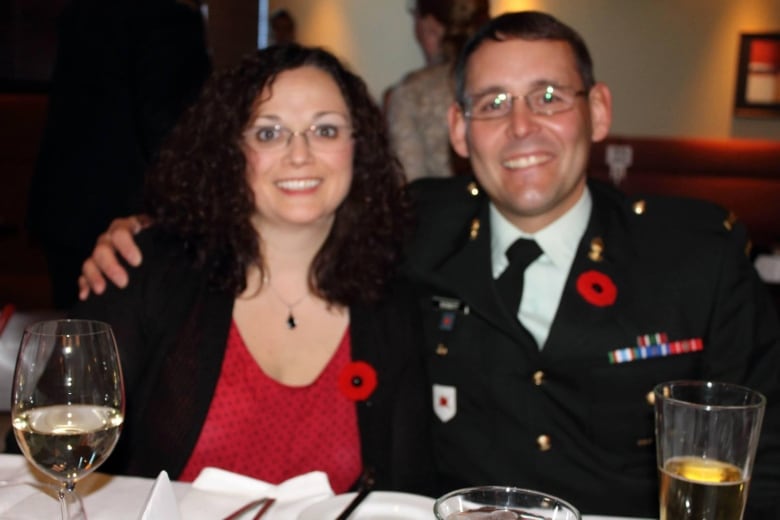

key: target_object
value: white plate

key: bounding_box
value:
[297,491,435,519]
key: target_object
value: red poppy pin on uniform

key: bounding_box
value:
[576,270,617,307]
[338,361,378,401]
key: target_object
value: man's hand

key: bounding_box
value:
[78,215,151,300]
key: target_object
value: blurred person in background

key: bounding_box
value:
[385,0,489,181]
[27,0,211,309]
[269,8,297,45]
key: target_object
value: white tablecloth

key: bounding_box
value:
[0,454,652,519]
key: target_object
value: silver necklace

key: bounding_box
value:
[265,278,306,329]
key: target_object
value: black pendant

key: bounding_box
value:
[286,313,297,329]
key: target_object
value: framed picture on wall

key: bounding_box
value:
[734,33,780,118]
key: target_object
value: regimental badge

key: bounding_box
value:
[588,237,604,262]
[469,218,480,240]
[433,384,457,423]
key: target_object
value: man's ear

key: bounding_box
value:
[448,102,470,158]
[588,82,612,142]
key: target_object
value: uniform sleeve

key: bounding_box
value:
[387,287,438,495]
[350,281,438,495]
[704,219,780,516]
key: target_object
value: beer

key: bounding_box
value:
[659,456,747,520]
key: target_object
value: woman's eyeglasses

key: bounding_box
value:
[245,123,353,151]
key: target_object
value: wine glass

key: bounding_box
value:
[10,319,125,519]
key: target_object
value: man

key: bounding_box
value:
[403,11,780,518]
[75,11,779,518]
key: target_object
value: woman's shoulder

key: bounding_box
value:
[134,226,182,255]
[127,226,209,289]
[133,227,197,269]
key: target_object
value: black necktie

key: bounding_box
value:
[496,238,543,315]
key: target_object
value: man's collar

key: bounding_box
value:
[490,188,592,277]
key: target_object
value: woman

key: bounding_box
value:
[71,44,433,494]
[385,0,489,180]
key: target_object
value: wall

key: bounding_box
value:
[207,0,259,72]
[267,0,422,105]
[495,0,780,140]
[264,0,780,140]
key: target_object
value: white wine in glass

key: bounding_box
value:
[11,319,125,519]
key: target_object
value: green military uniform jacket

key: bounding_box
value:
[404,176,780,518]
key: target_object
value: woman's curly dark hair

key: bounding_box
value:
[145,44,410,306]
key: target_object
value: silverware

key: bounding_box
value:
[222,496,275,520]
[335,468,375,520]
[253,497,276,519]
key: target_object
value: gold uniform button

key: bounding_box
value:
[435,343,448,356]
[633,200,646,215]
[532,370,544,386]
[466,181,480,196]
[537,434,551,451]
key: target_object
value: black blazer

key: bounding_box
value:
[69,229,435,494]
[404,176,780,518]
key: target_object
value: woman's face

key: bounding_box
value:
[243,65,354,233]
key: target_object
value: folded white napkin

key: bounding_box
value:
[138,471,181,520]
[178,469,334,519]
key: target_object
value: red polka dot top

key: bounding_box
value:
[178,320,362,493]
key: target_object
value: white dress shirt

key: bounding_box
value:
[491,188,592,348]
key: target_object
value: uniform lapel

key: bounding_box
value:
[427,201,537,345]
[543,184,636,361]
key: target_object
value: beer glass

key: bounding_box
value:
[434,486,580,519]
[654,380,765,520]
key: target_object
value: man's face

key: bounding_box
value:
[449,38,612,232]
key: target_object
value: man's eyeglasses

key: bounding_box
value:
[245,123,353,151]
[463,85,588,120]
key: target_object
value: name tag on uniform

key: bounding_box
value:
[431,296,469,314]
